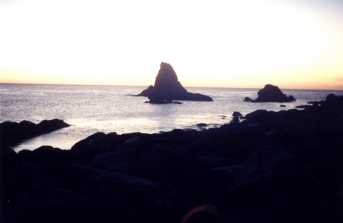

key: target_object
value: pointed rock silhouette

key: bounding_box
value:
[138,62,213,103]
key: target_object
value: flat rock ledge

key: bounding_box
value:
[0,119,70,147]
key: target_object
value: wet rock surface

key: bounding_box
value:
[0,119,69,147]
[2,95,343,223]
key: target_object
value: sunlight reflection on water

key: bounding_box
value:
[1,84,342,151]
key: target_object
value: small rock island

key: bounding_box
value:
[138,62,213,103]
[244,84,296,103]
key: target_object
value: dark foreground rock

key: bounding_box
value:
[138,62,213,103]
[2,95,343,223]
[244,84,296,103]
[0,119,69,147]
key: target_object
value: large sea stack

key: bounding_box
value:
[138,62,213,103]
[244,84,296,103]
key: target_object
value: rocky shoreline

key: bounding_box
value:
[1,94,343,223]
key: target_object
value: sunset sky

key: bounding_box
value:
[0,0,342,89]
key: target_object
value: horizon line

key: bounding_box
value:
[1,82,343,92]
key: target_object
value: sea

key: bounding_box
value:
[1,83,342,151]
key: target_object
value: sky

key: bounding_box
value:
[0,0,342,89]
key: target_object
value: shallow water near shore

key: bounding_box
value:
[1,83,342,151]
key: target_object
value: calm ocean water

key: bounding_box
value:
[1,83,342,151]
